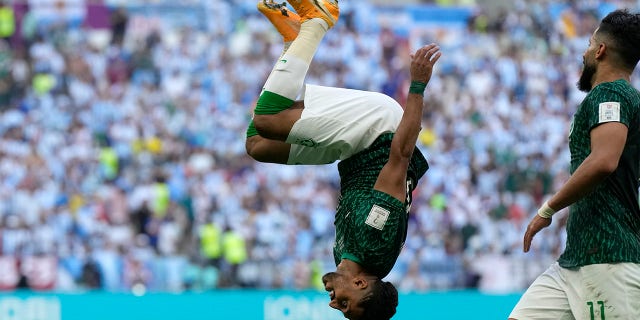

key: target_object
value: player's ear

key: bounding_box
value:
[595,42,607,60]
[352,277,369,289]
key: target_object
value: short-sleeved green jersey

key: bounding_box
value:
[558,79,640,268]
[334,133,428,278]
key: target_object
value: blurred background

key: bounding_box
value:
[0,0,638,319]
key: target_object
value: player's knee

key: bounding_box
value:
[245,136,274,163]
[252,114,272,138]
[253,114,289,141]
[245,136,261,160]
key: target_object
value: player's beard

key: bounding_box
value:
[577,61,597,92]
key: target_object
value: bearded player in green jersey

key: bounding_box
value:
[510,9,640,320]
[245,1,441,319]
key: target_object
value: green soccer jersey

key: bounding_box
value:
[558,79,640,268]
[334,133,428,278]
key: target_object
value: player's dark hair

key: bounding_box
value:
[357,280,398,320]
[596,9,640,70]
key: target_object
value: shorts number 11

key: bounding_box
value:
[587,301,605,320]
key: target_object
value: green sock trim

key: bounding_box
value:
[246,120,258,138]
[254,91,295,115]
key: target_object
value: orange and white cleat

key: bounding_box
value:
[257,0,301,42]
[286,0,339,29]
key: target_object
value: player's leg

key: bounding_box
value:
[246,0,339,163]
[245,138,291,164]
[246,0,302,141]
[245,1,303,164]
[246,102,303,164]
[252,0,339,133]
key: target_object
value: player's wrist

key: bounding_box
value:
[537,201,556,219]
[409,80,427,95]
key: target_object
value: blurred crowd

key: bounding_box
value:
[0,0,638,294]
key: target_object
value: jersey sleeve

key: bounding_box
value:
[585,84,633,131]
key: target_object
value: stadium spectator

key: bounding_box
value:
[220,225,248,287]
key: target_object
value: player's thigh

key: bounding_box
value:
[509,263,575,320]
[253,108,303,141]
[575,263,640,319]
[245,136,291,164]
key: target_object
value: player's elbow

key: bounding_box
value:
[591,154,619,175]
[388,149,412,168]
[597,159,619,175]
[393,144,415,161]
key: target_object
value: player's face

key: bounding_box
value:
[578,30,599,92]
[322,271,365,319]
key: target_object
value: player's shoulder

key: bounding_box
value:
[589,80,640,106]
[595,79,638,95]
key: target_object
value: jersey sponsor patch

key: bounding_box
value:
[365,205,390,230]
[598,102,621,123]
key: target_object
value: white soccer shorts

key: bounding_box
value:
[509,262,640,320]
[285,84,404,165]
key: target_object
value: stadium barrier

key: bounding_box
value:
[0,290,521,320]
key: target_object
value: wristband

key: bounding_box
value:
[537,201,556,219]
[409,81,427,95]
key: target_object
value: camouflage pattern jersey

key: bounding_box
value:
[559,79,640,268]
[333,133,428,278]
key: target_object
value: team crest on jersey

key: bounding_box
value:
[365,205,390,230]
[598,102,620,123]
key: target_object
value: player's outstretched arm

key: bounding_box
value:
[373,44,441,202]
[523,120,627,252]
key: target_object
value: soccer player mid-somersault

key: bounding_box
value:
[245,1,441,319]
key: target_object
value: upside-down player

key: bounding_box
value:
[245,1,441,319]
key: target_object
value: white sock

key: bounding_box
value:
[261,19,328,99]
[259,41,293,96]
[286,19,328,64]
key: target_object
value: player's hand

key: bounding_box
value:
[523,214,552,252]
[410,43,441,84]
